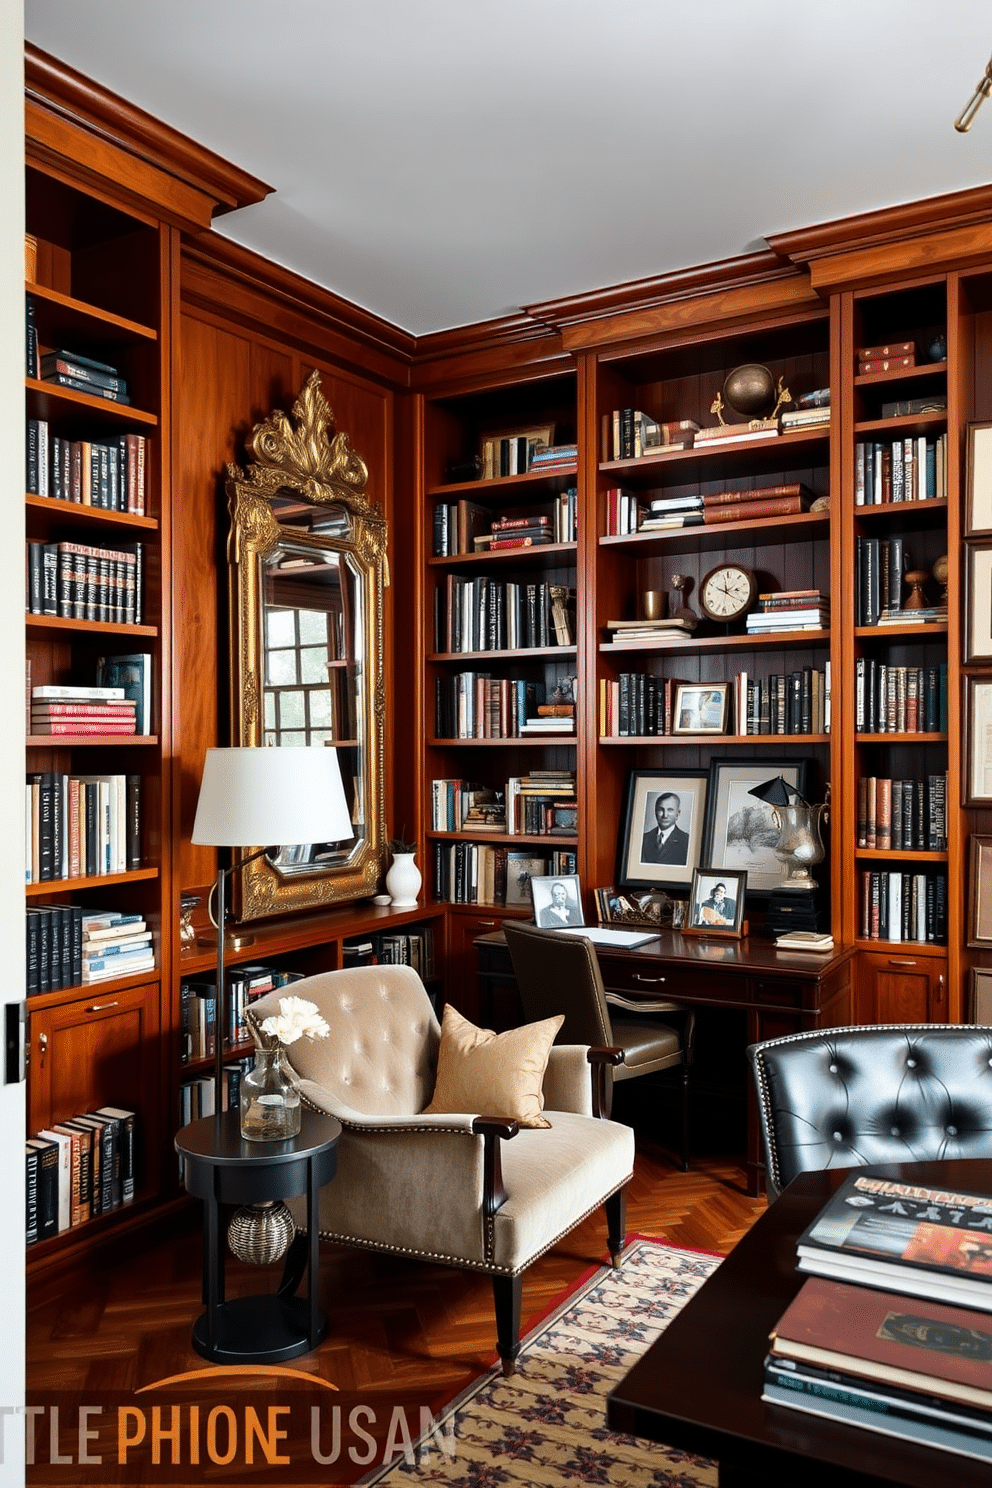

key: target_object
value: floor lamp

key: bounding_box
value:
[190,746,352,1118]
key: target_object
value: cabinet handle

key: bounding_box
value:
[86,1001,119,1013]
[937,973,946,1004]
[887,959,917,968]
[477,920,497,929]
[37,1032,47,1068]
[633,974,666,984]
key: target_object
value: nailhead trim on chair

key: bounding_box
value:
[308,1174,633,1278]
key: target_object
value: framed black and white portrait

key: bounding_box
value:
[618,769,708,893]
[529,874,584,928]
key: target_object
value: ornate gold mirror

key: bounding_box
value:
[227,372,387,919]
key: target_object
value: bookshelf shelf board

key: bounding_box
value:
[429,735,577,748]
[854,360,947,388]
[430,646,577,663]
[28,968,161,1010]
[855,849,948,863]
[854,937,946,953]
[26,1187,161,1265]
[599,511,830,556]
[26,867,158,896]
[599,427,830,486]
[25,494,158,530]
[855,621,948,640]
[853,411,947,437]
[428,830,578,847]
[600,629,830,656]
[428,541,577,570]
[599,733,830,747]
[856,732,947,743]
[26,378,159,428]
[25,734,159,747]
[426,468,578,501]
[853,497,948,524]
[27,281,158,345]
[25,614,158,638]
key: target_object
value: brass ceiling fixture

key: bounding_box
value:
[955,51,992,131]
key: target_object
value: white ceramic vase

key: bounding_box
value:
[385,852,422,907]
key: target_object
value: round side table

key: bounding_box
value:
[175,1108,341,1363]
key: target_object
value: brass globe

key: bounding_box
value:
[722,363,776,419]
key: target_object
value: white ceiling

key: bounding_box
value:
[23,1,992,337]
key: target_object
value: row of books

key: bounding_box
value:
[180,964,304,1063]
[26,1105,136,1243]
[27,538,144,626]
[432,492,577,556]
[28,907,153,993]
[855,536,945,627]
[479,433,566,481]
[342,928,436,978]
[26,419,148,513]
[434,675,577,740]
[764,1171,992,1464]
[506,771,576,836]
[179,1063,251,1133]
[430,780,506,833]
[855,432,947,505]
[857,774,948,852]
[434,576,575,653]
[431,842,577,906]
[27,324,132,405]
[26,771,141,884]
[859,869,947,943]
[603,482,815,537]
[605,411,701,461]
[598,667,830,739]
[855,661,948,735]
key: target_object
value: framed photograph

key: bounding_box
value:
[968,836,992,947]
[684,868,747,938]
[966,421,992,536]
[672,683,729,736]
[966,542,992,662]
[618,768,709,893]
[702,757,808,896]
[966,678,992,806]
[973,967,992,1022]
[530,873,584,928]
[504,852,549,907]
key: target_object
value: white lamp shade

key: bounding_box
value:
[191,746,352,848]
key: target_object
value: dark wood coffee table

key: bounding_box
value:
[607,1159,992,1487]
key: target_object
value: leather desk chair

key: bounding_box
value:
[748,1022,992,1198]
[502,919,695,1170]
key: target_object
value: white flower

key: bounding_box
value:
[260,996,330,1047]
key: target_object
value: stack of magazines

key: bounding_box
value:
[763,1172,992,1463]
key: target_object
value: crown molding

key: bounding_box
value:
[25,43,271,221]
[769,184,992,265]
[411,314,570,391]
[182,234,415,388]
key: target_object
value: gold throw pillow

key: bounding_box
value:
[424,1003,564,1129]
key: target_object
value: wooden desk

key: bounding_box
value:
[475,930,853,1193]
[607,1159,992,1488]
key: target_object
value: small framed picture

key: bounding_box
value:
[973,967,992,1022]
[965,678,992,806]
[703,757,808,896]
[966,422,992,536]
[530,873,584,928]
[965,542,992,662]
[684,868,747,938]
[618,769,709,893]
[672,683,729,736]
[504,853,548,907]
[968,836,992,947]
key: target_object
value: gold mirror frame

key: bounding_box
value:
[226,371,388,919]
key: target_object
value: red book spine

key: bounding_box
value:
[702,495,804,524]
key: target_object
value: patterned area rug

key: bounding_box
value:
[359,1238,720,1487]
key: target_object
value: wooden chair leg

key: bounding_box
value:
[680,1063,691,1172]
[493,1273,522,1376]
[606,1185,627,1269]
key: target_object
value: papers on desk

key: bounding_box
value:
[553,925,658,947]
[606,991,682,1013]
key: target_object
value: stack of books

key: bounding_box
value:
[528,443,578,473]
[764,1172,992,1464]
[781,402,831,432]
[30,684,137,736]
[488,514,554,549]
[746,590,830,634]
[639,494,703,530]
[773,929,834,952]
[856,340,916,375]
[702,483,813,526]
[81,910,153,983]
[40,349,130,404]
[605,617,696,647]
[694,420,779,449]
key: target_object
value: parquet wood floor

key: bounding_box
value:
[27,1135,766,1400]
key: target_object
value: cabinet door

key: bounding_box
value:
[857,950,948,1024]
[28,981,161,1196]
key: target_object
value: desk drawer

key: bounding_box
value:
[748,977,809,1010]
[601,960,728,1004]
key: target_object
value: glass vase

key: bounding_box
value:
[240,1044,302,1141]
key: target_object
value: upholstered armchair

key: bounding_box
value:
[248,965,635,1373]
[748,1023,992,1198]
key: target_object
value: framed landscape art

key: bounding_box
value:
[702,757,808,896]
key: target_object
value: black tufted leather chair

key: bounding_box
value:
[747,1023,992,1198]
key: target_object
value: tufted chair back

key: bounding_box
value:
[748,1023,992,1198]
[247,965,441,1118]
